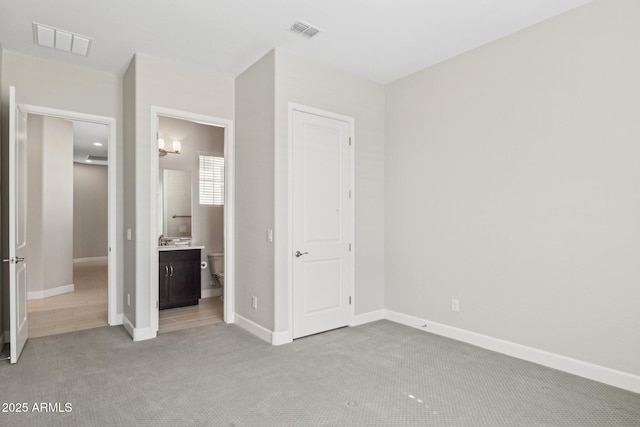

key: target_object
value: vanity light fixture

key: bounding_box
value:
[158,138,181,156]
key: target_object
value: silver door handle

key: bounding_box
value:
[169,265,174,276]
[15,257,24,263]
[295,251,309,258]
[165,265,169,277]
[2,257,24,264]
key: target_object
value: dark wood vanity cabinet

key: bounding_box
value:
[159,249,201,310]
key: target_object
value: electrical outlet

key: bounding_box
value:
[267,229,273,243]
[127,293,131,306]
[252,296,258,310]
[126,229,132,241]
[451,298,460,312]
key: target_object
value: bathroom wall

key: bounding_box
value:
[26,114,74,297]
[158,115,225,294]
[73,163,108,259]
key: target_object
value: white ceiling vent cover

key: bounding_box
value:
[32,22,92,56]
[290,20,321,38]
[87,155,108,162]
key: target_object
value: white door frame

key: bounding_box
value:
[286,103,355,342]
[149,106,235,334]
[19,104,120,326]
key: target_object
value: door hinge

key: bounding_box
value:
[349,190,351,199]
[156,301,159,309]
[349,243,352,252]
[349,296,352,305]
[349,137,352,146]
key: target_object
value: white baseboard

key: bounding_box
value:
[385,309,640,395]
[201,288,223,298]
[234,313,272,344]
[73,256,108,263]
[109,313,124,326]
[123,315,156,342]
[351,309,386,327]
[272,330,293,346]
[28,284,74,300]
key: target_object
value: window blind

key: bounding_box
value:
[199,155,224,205]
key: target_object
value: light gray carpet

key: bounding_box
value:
[0,320,638,426]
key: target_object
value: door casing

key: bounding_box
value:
[285,103,355,343]
[18,103,120,326]
[149,106,235,334]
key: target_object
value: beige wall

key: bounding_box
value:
[122,57,136,324]
[158,115,225,293]
[128,53,234,330]
[273,49,386,333]
[26,115,74,295]
[235,50,276,329]
[74,163,108,259]
[1,50,124,325]
[385,0,640,375]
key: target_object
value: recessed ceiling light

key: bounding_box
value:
[93,142,103,146]
[32,22,92,56]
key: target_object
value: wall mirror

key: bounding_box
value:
[160,169,192,238]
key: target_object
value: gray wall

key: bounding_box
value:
[26,115,44,294]
[127,53,234,330]
[385,0,640,376]
[122,57,136,325]
[235,50,276,329]
[73,163,108,259]
[26,114,74,296]
[1,50,124,326]
[273,49,387,333]
[158,115,225,293]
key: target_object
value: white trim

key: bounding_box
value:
[19,104,119,327]
[286,103,355,341]
[385,309,640,395]
[201,289,223,299]
[111,313,123,326]
[122,315,156,342]
[27,284,74,300]
[234,314,272,344]
[350,309,386,327]
[150,106,235,334]
[73,256,108,263]
[271,331,293,346]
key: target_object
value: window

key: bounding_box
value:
[199,155,224,206]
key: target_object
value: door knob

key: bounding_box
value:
[295,251,309,258]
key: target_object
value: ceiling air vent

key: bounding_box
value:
[87,155,108,162]
[33,22,92,56]
[290,20,321,38]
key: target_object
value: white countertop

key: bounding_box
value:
[158,245,205,251]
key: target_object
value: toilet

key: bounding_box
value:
[207,252,224,290]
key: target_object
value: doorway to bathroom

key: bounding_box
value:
[150,108,234,335]
[18,104,118,339]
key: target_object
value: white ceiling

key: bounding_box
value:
[72,120,108,165]
[0,0,592,84]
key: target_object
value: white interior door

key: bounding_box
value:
[7,86,29,363]
[292,109,352,339]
